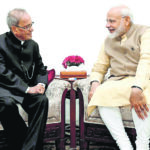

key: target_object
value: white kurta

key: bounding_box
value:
[88,76,150,116]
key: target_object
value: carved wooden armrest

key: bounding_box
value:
[46,79,70,123]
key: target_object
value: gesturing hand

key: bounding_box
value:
[130,88,149,120]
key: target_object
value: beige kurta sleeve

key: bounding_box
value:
[90,43,110,83]
[133,28,150,90]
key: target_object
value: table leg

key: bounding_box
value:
[70,82,76,148]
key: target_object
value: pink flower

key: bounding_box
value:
[62,55,84,69]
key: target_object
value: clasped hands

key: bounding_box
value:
[88,82,149,120]
[27,83,45,95]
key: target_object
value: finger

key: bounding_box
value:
[140,105,148,118]
[143,108,148,118]
[88,96,91,103]
[38,89,43,94]
[88,95,91,103]
[135,107,144,120]
[38,89,43,93]
[144,104,149,112]
[88,92,92,101]
[38,86,44,90]
[41,89,44,93]
[136,110,144,120]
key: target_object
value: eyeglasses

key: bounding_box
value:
[15,22,34,30]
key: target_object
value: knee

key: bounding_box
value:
[38,95,48,107]
[0,97,17,114]
[4,97,16,107]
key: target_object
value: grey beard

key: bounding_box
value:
[108,31,120,39]
[108,23,125,39]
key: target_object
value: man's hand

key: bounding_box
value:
[27,84,45,95]
[130,88,149,120]
[88,82,100,103]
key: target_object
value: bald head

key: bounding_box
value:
[108,5,128,14]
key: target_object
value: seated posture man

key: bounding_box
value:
[0,8,48,150]
[88,5,150,150]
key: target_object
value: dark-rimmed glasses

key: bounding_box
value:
[15,22,34,30]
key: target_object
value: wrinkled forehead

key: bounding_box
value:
[18,13,32,26]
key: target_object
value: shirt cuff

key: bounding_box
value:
[90,80,100,85]
[25,87,30,93]
[38,83,45,88]
[131,85,143,91]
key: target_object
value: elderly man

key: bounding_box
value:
[88,5,150,150]
[0,8,48,150]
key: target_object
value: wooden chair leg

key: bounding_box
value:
[77,88,89,150]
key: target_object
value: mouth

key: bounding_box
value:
[108,28,115,33]
[27,33,32,37]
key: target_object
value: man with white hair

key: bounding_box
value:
[88,5,150,150]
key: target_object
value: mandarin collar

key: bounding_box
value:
[7,31,22,45]
[7,31,27,47]
[125,23,135,38]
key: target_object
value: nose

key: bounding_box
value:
[106,21,110,28]
[29,26,33,32]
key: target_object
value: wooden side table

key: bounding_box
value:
[56,76,85,149]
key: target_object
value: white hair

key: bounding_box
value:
[7,8,28,29]
[120,7,133,23]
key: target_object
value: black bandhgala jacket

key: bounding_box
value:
[0,31,48,103]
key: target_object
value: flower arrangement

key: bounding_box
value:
[62,55,84,69]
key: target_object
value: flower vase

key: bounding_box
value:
[66,66,80,71]
[66,64,86,71]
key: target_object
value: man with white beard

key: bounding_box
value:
[88,5,150,150]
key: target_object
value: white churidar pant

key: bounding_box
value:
[98,106,150,150]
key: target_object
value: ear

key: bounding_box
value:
[11,26,17,34]
[125,16,131,26]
